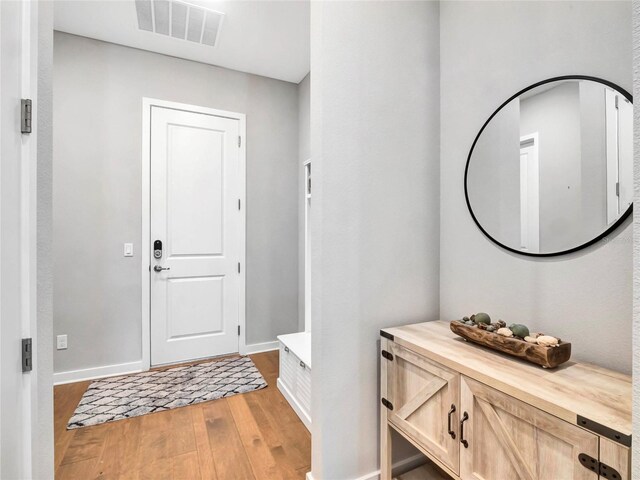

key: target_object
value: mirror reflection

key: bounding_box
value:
[466,78,633,255]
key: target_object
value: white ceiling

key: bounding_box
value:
[53,0,310,83]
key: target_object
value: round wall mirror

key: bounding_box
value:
[465,76,633,257]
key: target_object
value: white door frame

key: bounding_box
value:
[1,0,41,476]
[141,98,247,370]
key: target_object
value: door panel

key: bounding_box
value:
[388,343,460,475]
[150,106,241,365]
[460,376,598,480]
[166,276,224,338]
[167,125,224,256]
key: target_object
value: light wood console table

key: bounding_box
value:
[380,320,631,480]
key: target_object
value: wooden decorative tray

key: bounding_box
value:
[449,320,571,369]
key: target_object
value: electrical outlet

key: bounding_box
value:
[57,334,68,350]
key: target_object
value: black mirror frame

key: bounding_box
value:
[464,75,633,258]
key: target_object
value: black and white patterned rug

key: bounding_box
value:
[67,356,267,429]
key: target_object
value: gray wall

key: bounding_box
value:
[440,1,632,373]
[298,73,310,332]
[53,32,300,374]
[310,2,440,478]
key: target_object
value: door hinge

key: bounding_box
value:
[616,182,620,197]
[615,95,619,109]
[238,262,241,273]
[238,199,241,210]
[381,398,394,411]
[238,325,241,336]
[21,99,32,134]
[22,338,33,372]
[238,136,241,148]
[381,350,394,361]
[578,453,621,479]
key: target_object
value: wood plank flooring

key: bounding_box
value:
[54,351,311,480]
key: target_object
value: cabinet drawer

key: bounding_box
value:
[387,343,460,476]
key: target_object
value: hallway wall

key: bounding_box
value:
[310,2,441,478]
[53,32,301,376]
[440,0,632,373]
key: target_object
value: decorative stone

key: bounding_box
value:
[478,323,488,330]
[497,327,513,337]
[537,335,559,347]
[509,324,530,338]
[474,312,491,325]
[495,320,506,329]
[524,336,538,344]
[462,316,470,322]
[486,325,497,332]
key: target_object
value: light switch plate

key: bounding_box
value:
[124,243,134,257]
[57,334,68,350]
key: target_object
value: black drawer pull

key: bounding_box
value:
[284,346,289,353]
[300,361,305,368]
[460,412,469,448]
[447,404,456,439]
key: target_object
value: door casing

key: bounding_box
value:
[141,98,247,370]
[0,0,42,476]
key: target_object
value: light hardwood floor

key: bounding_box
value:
[54,351,311,480]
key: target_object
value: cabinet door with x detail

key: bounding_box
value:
[388,343,460,475]
[460,376,598,480]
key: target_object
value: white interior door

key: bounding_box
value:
[150,106,243,366]
[519,134,540,252]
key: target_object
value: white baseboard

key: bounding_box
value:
[277,377,311,431]
[54,341,278,386]
[245,340,279,355]
[53,360,143,385]
[305,454,425,480]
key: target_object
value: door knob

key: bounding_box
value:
[153,265,170,272]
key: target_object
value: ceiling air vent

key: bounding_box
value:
[135,0,224,47]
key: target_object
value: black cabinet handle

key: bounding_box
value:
[447,404,456,439]
[460,412,469,448]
